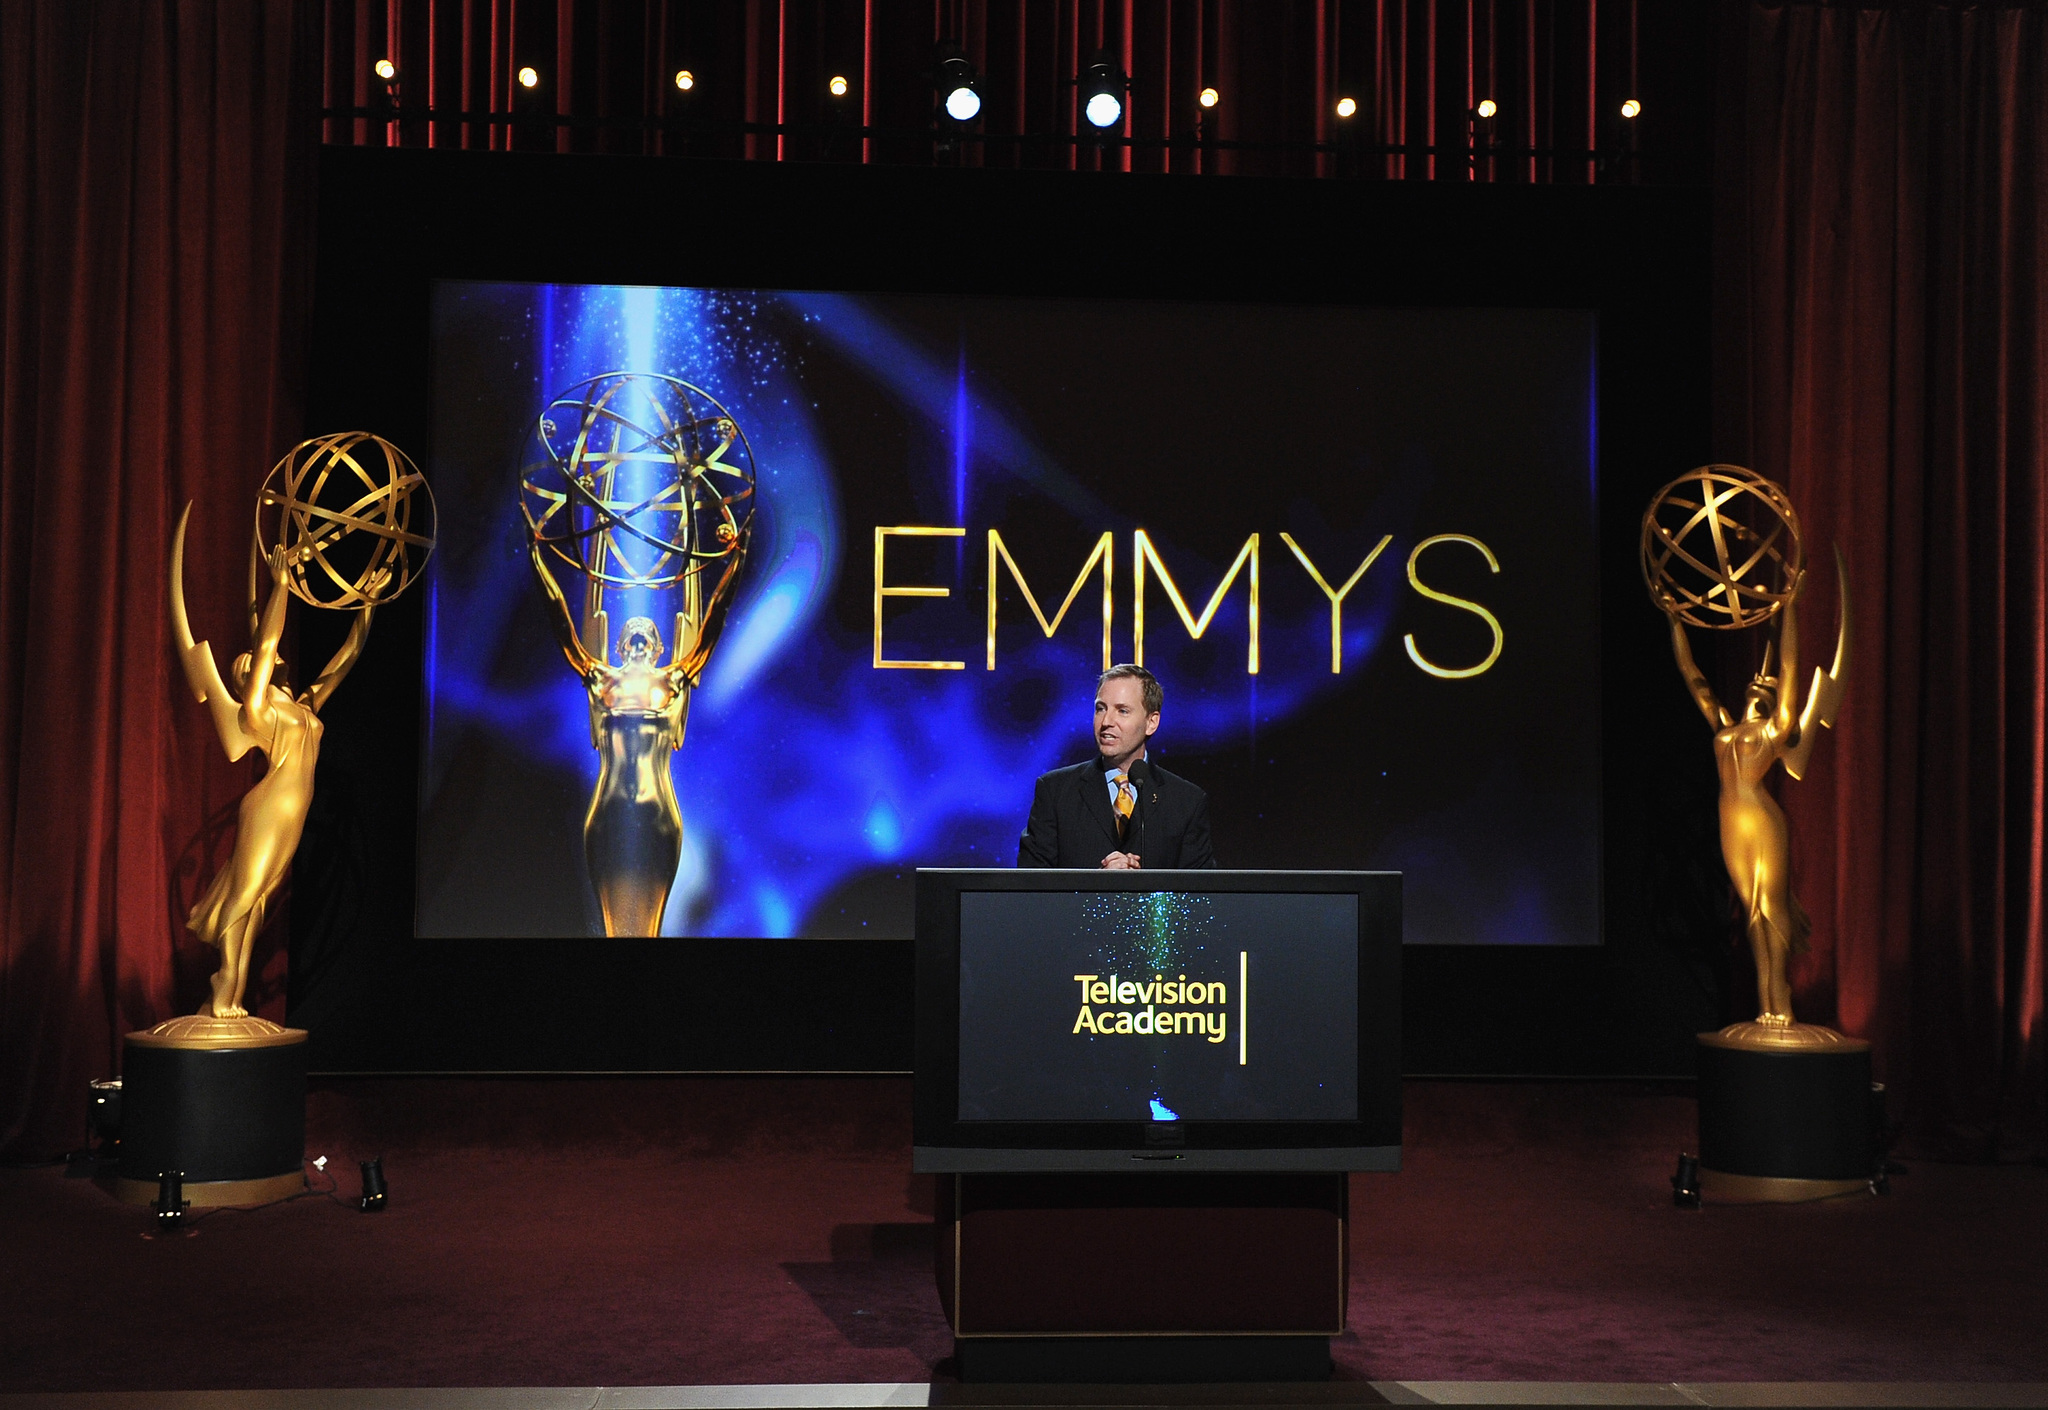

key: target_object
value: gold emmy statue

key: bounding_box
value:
[1642,465,1850,1053]
[520,374,756,937]
[154,433,434,1049]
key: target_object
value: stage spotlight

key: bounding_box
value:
[1334,96,1358,119]
[1079,49,1127,129]
[1198,87,1219,109]
[674,69,695,92]
[936,47,981,122]
[154,1170,189,1234]
[1671,1152,1701,1208]
[374,58,397,82]
[517,66,540,90]
[1474,97,1497,119]
[1620,98,1641,119]
[360,1156,388,1212]
[88,1078,122,1159]
[829,74,849,97]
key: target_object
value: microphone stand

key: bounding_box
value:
[1130,760,1149,866]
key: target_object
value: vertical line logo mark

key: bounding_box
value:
[1239,950,1248,1065]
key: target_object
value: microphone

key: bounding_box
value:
[1126,759,1149,863]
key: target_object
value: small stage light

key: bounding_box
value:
[374,58,397,82]
[1198,87,1219,109]
[87,1078,122,1160]
[517,66,540,90]
[1671,1152,1702,1208]
[1079,50,1127,130]
[829,75,849,97]
[937,47,981,122]
[674,69,695,92]
[360,1156,388,1212]
[1334,96,1357,119]
[1475,98,1497,119]
[1621,98,1642,119]
[153,1170,190,1234]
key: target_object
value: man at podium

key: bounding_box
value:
[1017,664,1217,871]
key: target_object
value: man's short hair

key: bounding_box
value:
[1097,663,1163,715]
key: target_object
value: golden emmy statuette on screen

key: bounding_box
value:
[123,433,433,1209]
[1642,464,1849,1052]
[520,374,757,938]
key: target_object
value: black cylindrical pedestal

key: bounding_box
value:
[1696,1035,1876,1201]
[117,1032,307,1205]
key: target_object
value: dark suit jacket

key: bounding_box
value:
[1017,756,1218,870]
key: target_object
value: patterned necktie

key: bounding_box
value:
[1110,769,1136,838]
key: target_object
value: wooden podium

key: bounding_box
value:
[937,1171,1348,1382]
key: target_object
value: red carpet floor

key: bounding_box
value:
[2,1077,2045,1393]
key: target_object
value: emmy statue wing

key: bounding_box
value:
[1784,548,1851,782]
[247,525,264,643]
[170,504,261,763]
[184,640,261,763]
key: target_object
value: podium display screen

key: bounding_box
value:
[915,868,1400,1172]
[957,890,1358,1122]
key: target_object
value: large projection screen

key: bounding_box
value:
[417,283,1599,946]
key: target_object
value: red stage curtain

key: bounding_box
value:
[0,1,319,1160]
[1723,0,2047,1159]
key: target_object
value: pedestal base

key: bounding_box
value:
[955,1335,1333,1384]
[107,1170,306,1207]
[1697,1168,1870,1204]
[1696,1031,1879,1202]
[117,1023,308,1201]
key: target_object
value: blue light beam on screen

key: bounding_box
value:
[781,290,1112,523]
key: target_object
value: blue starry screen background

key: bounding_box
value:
[417,282,1601,944]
